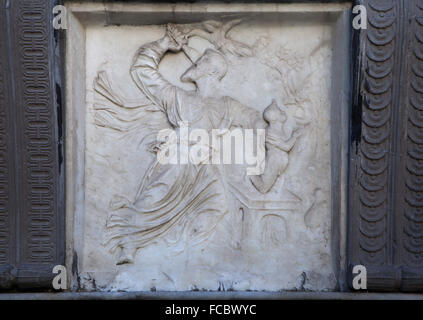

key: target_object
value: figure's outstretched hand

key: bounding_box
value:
[166,24,189,52]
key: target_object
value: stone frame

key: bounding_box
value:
[1,0,423,293]
[64,1,351,291]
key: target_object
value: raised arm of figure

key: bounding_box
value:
[130,25,189,124]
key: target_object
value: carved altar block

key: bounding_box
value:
[66,2,351,291]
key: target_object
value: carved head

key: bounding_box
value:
[263,100,287,124]
[181,49,228,84]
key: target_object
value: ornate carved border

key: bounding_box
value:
[0,0,65,289]
[348,0,423,291]
[0,0,14,289]
[1,0,422,292]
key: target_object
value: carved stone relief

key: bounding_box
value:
[80,16,336,291]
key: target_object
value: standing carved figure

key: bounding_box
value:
[103,24,266,264]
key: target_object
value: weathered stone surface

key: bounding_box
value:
[66,3,350,291]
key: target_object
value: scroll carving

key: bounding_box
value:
[357,0,395,266]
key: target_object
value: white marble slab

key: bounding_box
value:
[65,2,351,292]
